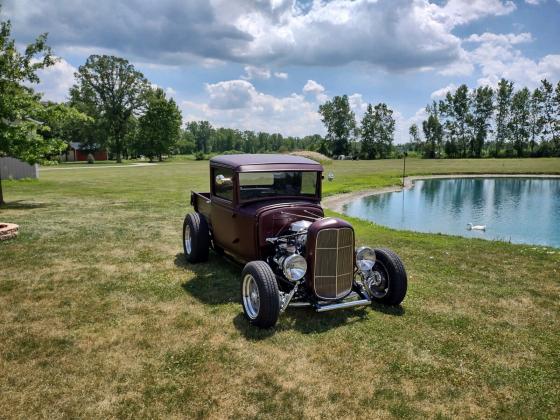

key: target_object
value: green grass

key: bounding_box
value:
[1,158,559,418]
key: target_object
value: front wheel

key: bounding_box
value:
[366,248,407,305]
[241,261,280,328]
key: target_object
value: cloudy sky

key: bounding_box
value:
[2,0,560,142]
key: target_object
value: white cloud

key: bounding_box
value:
[465,32,533,45]
[348,93,368,117]
[34,58,76,102]
[435,0,516,28]
[184,79,324,136]
[302,79,327,102]
[524,0,544,5]
[4,0,519,73]
[241,65,271,80]
[431,83,458,99]
[274,71,288,79]
[466,33,560,88]
[205,80,255,109]
[302,79,325,95]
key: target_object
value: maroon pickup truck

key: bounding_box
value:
[184,154,407,328]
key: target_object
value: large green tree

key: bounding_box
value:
[495,79,514,157]
[0,11,63,205]
[70,55,149,162]
[553,81,560,154]
[360,104,377,159]
[186,120,213,153]
[528,87,544,154]
[318,95,356,157]
[135,88,182,161]
[422,103,443,159]
[509,88,531,157]
[470,86,494,158]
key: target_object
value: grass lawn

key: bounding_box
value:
[1,158,559,418]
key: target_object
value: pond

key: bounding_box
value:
[343,177,560,248]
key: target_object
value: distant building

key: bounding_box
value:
[61,142,108,162]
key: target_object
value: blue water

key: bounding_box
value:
[343,178,560,248]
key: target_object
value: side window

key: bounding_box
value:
[213,167,234,201]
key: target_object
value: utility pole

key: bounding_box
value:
[402,151,407,187]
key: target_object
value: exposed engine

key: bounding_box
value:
[268,220,312,283]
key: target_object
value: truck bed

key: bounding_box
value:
[191,191,211,220]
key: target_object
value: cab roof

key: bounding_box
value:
[210,154,323,172]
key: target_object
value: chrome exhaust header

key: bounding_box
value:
[315,298,371,312]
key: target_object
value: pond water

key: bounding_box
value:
[343,177,560,248]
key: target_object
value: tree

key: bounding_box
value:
[360,104,376,159]
[540,79,555,144]
[422,104,443,159]
[135,88,182,161]
[186,121,213,153]
[374,103,395,158]
[471,86,494,157]
[553,81,560,154]
[439,94,459,158]
[509,88,531,157]
[0,11,63,205]
[70,55,149,162]
[409,123,422,152]
[495,79,514,157]
[451,85,471,157]
[528,88,544,154]
[318,95,356,157]
[39,102,92,159]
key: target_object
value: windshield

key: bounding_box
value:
[239,171,318,202]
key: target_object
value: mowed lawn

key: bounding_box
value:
[1,158,559,419]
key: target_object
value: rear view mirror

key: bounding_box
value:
[215,174,232,186]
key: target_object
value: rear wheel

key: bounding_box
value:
[241,261,280,328]
[183,213,209,263]
[367,248,407,305]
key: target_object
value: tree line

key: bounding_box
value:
[410,79,560,158]
[318,95,396,159]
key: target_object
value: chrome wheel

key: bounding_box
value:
[242,274,260,319]
[184,224,192,255]
[367,263,389,299]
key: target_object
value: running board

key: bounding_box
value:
[315,298,371,312]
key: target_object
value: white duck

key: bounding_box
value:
[467,223,486,231]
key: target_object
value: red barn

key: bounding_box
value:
[61,142,108,162]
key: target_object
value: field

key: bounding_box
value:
[1,158,559,418]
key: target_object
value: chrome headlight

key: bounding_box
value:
[283,254,307,281]
[356,246,376,272]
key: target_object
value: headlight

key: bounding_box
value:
[283,254,307,281]
[356,246,376,272]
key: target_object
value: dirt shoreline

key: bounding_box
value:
[322,173,560,213]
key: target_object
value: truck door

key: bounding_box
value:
[210,166,238,252]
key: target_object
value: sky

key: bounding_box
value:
[2,0,560,143]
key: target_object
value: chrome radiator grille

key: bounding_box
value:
[313,228,354,299]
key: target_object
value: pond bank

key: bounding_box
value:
[322,173,560,213]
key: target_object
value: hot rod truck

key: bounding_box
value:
[184,154,407,328]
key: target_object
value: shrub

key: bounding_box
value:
[87,153,95,164]
[194,151,206,161]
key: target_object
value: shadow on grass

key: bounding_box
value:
[175,252,404,339]
[0,200,48,210]
[174,252,241,305]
